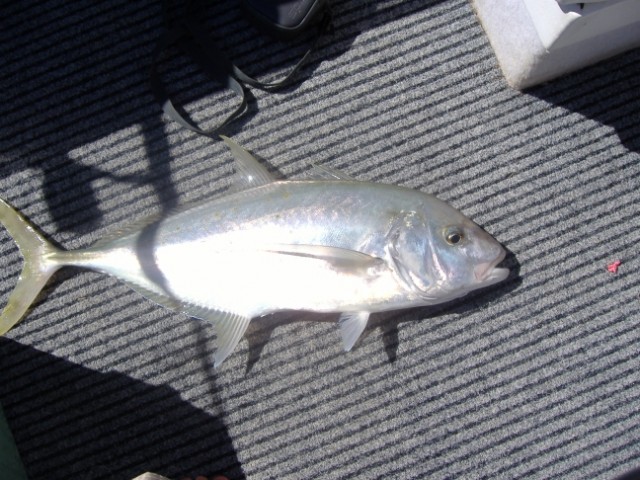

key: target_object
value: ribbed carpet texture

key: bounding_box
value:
[1,0,639,479]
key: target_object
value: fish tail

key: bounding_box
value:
[0,199,64,335]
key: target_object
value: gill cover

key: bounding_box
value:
[385,211,436,298]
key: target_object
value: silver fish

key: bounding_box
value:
[0,137,509,366]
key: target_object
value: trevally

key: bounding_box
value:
[0,137,509,366]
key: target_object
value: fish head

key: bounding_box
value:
[423,199,509,299]
[389,196,509,303]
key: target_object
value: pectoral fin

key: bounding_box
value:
[338,311,370,351]
[266,244,383,272]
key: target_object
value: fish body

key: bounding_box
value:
[0,137,509,366]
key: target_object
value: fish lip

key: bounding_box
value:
[482,266,510,285]
[474,250,508,284]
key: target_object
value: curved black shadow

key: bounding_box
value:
[0,339,244,480]
[0,0,172,233]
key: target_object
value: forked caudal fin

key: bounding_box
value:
[0,199,63,335]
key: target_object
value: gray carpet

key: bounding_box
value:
[1,0,639,479]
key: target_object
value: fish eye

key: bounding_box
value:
[445,229,464,245]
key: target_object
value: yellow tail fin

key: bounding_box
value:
[0,199,62,335]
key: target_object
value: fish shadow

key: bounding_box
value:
[243,249,521,371]
[0,339,245,480]
[615,465,640,480]
[373,248,521,362]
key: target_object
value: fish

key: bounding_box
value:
[0,136,509,366]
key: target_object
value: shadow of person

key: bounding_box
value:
[0,0,452,239]
[0,340,245,480]
[0,0,175,233]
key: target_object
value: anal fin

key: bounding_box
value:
[181,303,251,368]
[211,311,251,368]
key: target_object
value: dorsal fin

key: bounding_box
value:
[220,135,276,190]
[305,164,356,181]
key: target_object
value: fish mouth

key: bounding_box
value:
[474,250,509,285]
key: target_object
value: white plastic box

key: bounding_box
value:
[472,0,640,89]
